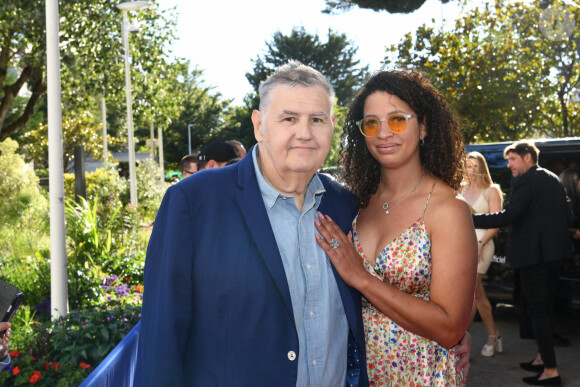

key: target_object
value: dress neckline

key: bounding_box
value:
[353,178,438,268]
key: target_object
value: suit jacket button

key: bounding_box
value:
[287,351,296,361]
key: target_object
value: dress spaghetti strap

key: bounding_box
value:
[421,178,439,218]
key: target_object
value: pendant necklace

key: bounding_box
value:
[380,169,425,215]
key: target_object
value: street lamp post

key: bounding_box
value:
[117,0,152,206]
[188,123,194,155]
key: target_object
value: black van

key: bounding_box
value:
[465,137,580,310]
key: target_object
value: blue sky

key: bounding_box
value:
[155,0,464,104]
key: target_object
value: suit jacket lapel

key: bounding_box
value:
[235,150,295,323]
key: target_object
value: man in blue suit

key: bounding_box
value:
[141,61,368,386]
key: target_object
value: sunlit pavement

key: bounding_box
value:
[467,303,580,386]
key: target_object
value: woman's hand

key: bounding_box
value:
[315,212,369,287]
[0,322,11,359]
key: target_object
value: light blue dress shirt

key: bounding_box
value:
[252,147,348,386]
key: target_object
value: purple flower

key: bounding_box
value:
[114,284,129,297]
[34,300,51,315]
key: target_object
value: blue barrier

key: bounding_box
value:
[80,321,142,387]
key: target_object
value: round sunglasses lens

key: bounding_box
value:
[387,115,407,133]
[362,118,379,136]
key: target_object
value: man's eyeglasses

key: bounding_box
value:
[356,113,418,137]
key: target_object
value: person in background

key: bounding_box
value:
[0,322,11,371]
[179,153,198,179]
[463,151,503,357]
[226,157,241,166]
[226,139,247,158]
[473,140,570,386]
[196,141,237,170]
[315,69,476,386]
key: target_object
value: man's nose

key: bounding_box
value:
[295,120,314,140]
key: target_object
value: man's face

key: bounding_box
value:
[506,152,531,177]
[252,84,336,180]
[182,162,197,178]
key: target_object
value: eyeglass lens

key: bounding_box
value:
[360,114,409,136]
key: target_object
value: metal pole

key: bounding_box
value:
[46,0,68,320]
[158,125,165,183]
[187,123,193,155]
[102,95,108,165]
[150,121,155,160]
[122,9,138,206]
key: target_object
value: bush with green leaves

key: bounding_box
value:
[48,301,141,366]
[0,138,50,264]
[0,138,50,313]
[135,158,165,223]
[63,164,129,214]
[1,294,141,386]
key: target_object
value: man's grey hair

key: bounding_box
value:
[258,60,335,112]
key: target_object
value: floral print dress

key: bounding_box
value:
[353,181,463,386]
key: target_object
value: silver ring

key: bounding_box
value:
[330,238,340,249]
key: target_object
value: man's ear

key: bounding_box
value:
[207,160,218,169]
[252,110,263,143]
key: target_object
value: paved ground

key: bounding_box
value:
[467,303,580,386]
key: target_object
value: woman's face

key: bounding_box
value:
[362,91,426,169]
[466,158,479,182]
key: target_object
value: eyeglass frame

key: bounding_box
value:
[355,113,419,137]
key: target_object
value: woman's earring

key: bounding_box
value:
[420,137,425,147]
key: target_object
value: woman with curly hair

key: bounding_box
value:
[315,69,477,386]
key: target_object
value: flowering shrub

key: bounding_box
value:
[0,350,91,386]
[2,280,143,385]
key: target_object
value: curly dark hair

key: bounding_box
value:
[341,69,465,208]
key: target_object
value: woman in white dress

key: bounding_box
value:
[462,151,503,356]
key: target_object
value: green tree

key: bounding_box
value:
[322,0,453,14]
[246,27,369,107]
[384,0,580,142]
[0,0,179,142]
[20,112,125,170]
[160,66,233,163]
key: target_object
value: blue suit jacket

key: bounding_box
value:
[141,150,368,386]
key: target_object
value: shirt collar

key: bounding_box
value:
[252,145,325,210]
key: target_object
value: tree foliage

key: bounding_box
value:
[0,0,181,143]
[20,112,125,170]
[159,66,234,163]
[384,0,580,142]
[247,27,369,107]
[323,0,452,14]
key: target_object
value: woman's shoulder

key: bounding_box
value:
[427,178,472,216]
[486,183,503,198]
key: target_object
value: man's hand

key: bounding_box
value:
[455,331,472,383]
[0,322,11,359]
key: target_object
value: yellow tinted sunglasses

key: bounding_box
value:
[356,113,418,137]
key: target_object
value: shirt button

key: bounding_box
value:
[288,351,296,361]
[312,359,317,366]
[309,310,314,317]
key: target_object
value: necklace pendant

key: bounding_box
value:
[385,209,390,215]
